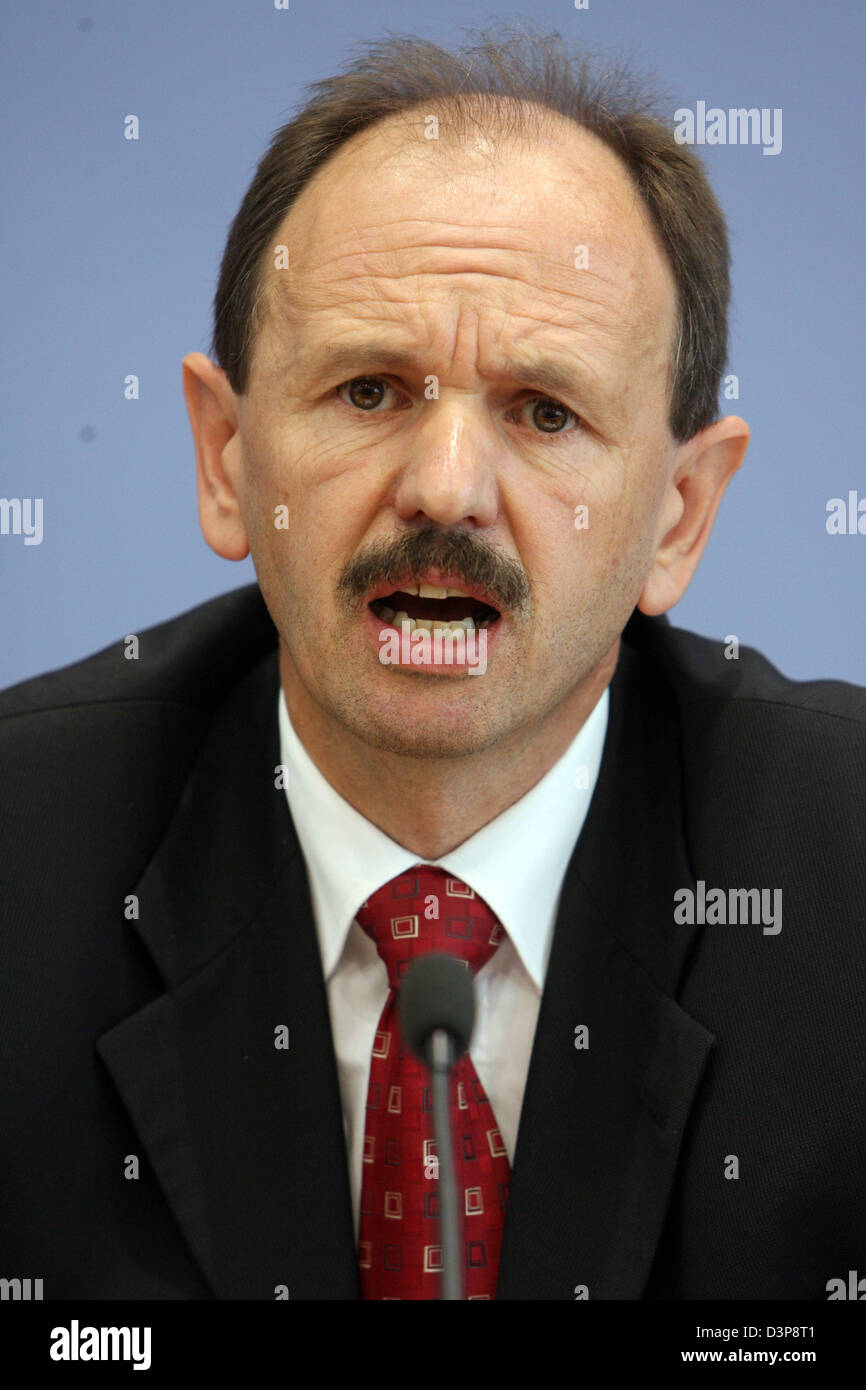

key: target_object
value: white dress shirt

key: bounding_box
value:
[277,687,609,1235]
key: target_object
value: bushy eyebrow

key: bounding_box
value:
[299,342,593,405]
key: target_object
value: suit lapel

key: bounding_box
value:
[497,628,714,1299]
[97,649,359,1299]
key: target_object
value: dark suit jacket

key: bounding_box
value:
[1,584,864,1299]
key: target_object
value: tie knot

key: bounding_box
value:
[355,865,505,991]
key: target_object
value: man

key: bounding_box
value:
[1,28,864,1301]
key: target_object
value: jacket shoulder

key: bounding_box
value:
[0,585,278,881]
[622,609,865,881]
[0,585,279,969]
[0,583,276,722]
[623,609,866,728]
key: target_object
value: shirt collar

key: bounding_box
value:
[278,686,608,991]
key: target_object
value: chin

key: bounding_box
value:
[339,689,507,761]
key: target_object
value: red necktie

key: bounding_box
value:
[355,865,510,1299]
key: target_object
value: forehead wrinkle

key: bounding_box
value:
[260,131,672,310]
[256,100,676,338]
[267,205,646,312]
[265,237,652,371]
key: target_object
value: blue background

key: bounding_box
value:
[2,0,863,688]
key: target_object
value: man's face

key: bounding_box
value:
[231,110,681,757]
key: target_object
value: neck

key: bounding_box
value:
[281,641,619,859]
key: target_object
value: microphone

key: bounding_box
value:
[400,954,476,1301]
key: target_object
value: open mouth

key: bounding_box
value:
[368,582,500,633]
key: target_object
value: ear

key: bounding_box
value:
[638,415,750,616]
[182,352,250,561]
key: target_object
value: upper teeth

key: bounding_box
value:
[392,583,470,599]
[378,609,492,632]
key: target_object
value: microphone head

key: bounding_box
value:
[399,953,476,1062]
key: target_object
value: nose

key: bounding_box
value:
[392,397,499,530]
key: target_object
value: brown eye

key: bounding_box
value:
[527,397,576,433]
[342,377,389,410]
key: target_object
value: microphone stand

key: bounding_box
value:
[428,1028,463,1301]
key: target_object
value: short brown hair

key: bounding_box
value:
[211,25,730,442]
